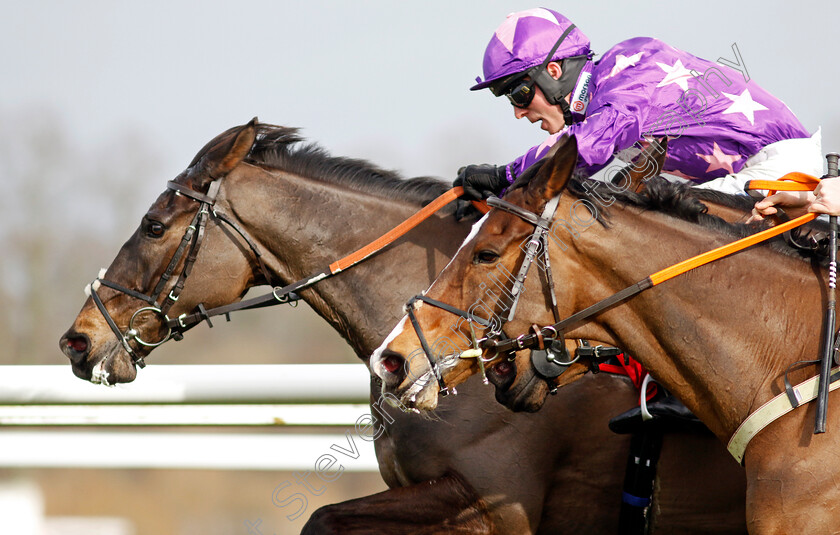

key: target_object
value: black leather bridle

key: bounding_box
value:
[84,179,479,376]
[85,178,282,369]
[403,194,595,395]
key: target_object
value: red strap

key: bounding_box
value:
[599,354,658,401]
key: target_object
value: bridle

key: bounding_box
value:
[85,178,279,368]
[403,193,586,396]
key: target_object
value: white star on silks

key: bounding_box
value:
[495,8,559,52]
[721,88,769,125]
[656,59,693,91]
[696,142,743,174]
[607,52,644,79]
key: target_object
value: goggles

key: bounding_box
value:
[491,73,537,109]
[487,23,580,110]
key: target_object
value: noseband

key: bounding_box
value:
[85,178,275,368]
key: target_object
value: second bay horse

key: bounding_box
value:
[373,134,839,533]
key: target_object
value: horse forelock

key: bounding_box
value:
[243,124,451,208]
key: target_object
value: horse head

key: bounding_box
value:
[60,119,264,384]
[485,137,671,412]
[371,135,592,410]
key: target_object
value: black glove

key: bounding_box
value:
[453,164,508,201]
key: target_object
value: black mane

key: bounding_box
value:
[571,177,739,232]
[570,176,826,261]
[244,124,450,207]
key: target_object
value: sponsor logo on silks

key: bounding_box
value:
[569,71,592,118]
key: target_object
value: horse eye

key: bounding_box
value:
[474,250,500,264]
[145,220,166,238]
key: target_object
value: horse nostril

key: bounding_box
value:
[495,360,514,376]
[67,337,88,353]
[376,350,409,388]
[62,333,90,363]
[383,354,403,374]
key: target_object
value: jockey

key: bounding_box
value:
[455,8,825,431]
[456,7,823,201]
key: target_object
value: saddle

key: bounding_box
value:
[608,393,710,435]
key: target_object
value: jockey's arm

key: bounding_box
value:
[750,177,840,221]
[506,107,643,181]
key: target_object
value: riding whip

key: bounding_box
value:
[815,152,839,434]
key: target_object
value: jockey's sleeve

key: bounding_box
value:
[505,106,643,182]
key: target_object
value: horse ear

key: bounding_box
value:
[528,134,579,201]
[614,136,668,193]
[189,117,259,188]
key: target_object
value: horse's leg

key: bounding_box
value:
[301,471,495,535]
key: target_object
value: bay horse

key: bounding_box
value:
[488,152,766,414]
[60,119,746,533]
[373,134,839,533]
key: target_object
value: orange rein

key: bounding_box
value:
[334,174,820,290]
[170,187,487,332]
[743,171,822,194]
[649,173,820,287]
[329,188,488,274]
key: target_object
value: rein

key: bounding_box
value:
[85,181,484,366]
[481,187,818,356]
[170,187,484,332]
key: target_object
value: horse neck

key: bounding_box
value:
[223,163,470,361]
[566,202,824,438]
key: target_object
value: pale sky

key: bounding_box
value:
[3,1,839,191]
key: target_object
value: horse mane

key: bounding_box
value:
[685,186,757,213]
[570,177,825,261]
[510,158,756,235]
[239,124,451,208]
